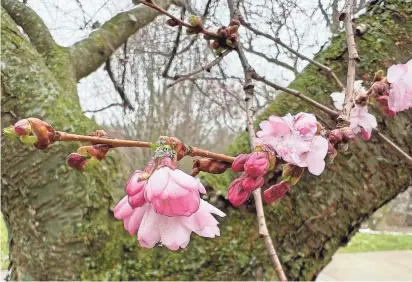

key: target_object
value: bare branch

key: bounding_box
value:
[2,0,57,55]
[69,0,177,81]
[339,0,360,124]
[105,58,134,111]
[374,130,412,166]
[239,18,344,90]
[83,103,125,113]
[167,49,232,88]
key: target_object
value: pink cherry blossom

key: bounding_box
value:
[387,59,412,113]
[114,196,225,250]
[244,152,269,177]
[255,113,329,175]
[349,105,377,141]
[144,157,206,217]
[293,112,317,137]
[126,170,147,208]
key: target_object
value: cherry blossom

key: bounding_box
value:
[349,104,377,141]
[387,59,412,113]
[330,80,366,110]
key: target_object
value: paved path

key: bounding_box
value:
[317,251,412,281]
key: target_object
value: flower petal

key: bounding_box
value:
[137,206,161,249]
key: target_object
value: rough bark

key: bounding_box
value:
[1,0,411,281]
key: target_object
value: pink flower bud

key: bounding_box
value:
[241,175,264,192]
[126,170,147,208]
[263,181,291,204]
[229,19,240,26]
[293,112,317,137]
[376,96,396,117]
[328,129,343,144]
[244,152,269,177]
[232,154,248,172]
[12,119,31,136]
[371,81,389,97]
[341,127,356,142]
[228,178,250,207]
[66,153,87,171]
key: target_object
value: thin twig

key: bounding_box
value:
[105,58,134,111]
[374,130,412,166]
[167,49,232,88]
[339,0,360,124]
[55,132,235,163]
[239,18,344,90]
[253,74,340,119]
[83,103,124,113]
[139,0,218,39]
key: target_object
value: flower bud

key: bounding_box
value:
[376,96,396,117]
[77,144,109,160]
[192,158,230,175]
[244,152,269,177]
[28,118,55,149]
[328,129,343,144]
[227,25,239,35]
[232,154,248,172]
[373,70,385,82]
[228,178,250,207]
[12,119,31,136]
[66,153,88,171]
[263,181,291,204]
[371,81,389,97]
[229,33,238,42]
[282,163,304,185]
[189,16,203,27]
[355,93,368,107]
[241,175,264,192]
[341,127,355,142]
[166,18,179,27]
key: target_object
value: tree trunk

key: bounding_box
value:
[1,1,411,281]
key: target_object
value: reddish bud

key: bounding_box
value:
[328,129,343,144]
[232,154,248,172]
[227,25,239,35]
[12,119,31,136]
[376,96,396,117]
[282,163,305,185]
[228,178,250,207]
[229,34,238,42]
[371,81,389,97]
[77,144,109,160]
[166,19,179,27]
[263,181,291,204]
[244,152,269,177]
[355,93,369,107]
[341,127,356,142]
[67,153,88,171]
[192,158,230,175]
[218,28,228,38]
[241,175,264,192]
[28,118,55,149]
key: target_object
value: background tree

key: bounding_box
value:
[1,0,411,280]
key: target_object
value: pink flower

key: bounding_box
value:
[349,105,377,141]
[114,196,225,250]
[144,157,206,217]
[227,178,250,207]
[293,112,317,137]
[126,170,147,208]
[244,152,269,177]
[241,175,264,192]
[263,181,291,204]
[387,59,412,113]
[256,113,329,175]
[232,154,248,172]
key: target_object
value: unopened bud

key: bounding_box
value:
[218,28,228,38]
[263,181,291,204]
[371,81,389,97]
[166,18,179,27]
[227,25,239,35]
[232,154,248,172]
[355,93,369,107]
[376,96,396,117]
[189,16,203,27]
[67,153,88,171]
[28,118,55,149]
[228,178,250,207]
[77,144,110,160]
[192,158,231,175]
[244,152,269,177]
[328,129,343,144]
[373,70,385,82]
[241,175,264,192]
[12,119,31,136]
[282,163,304,185]
[341,127,355,142]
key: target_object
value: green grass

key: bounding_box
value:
[339,232,412,253]
[1,215,8,270]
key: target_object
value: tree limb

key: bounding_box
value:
[69,0,177,81]
[2,0,57,55]
[105,58,134,111]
